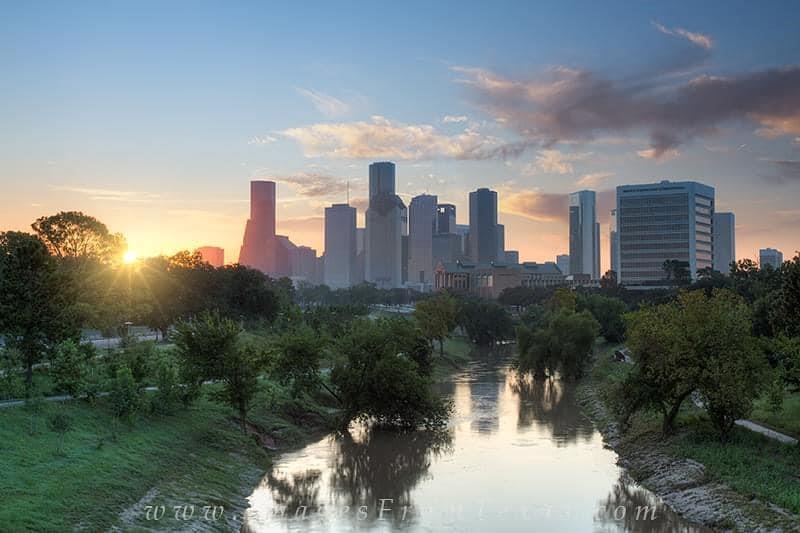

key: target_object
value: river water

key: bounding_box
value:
[244,353,704,532]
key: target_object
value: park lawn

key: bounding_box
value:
[0,384,329,532]
[750,390,800,440]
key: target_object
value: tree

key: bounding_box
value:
[547,287,577,313]
[457,298,514,347]
[516,310,599,380]
[213,341,262,433]
[271,325,337,400]
[577,294,627,343]
[413,293,458,357]
[330,318,451,429]
[215,264,280,323]
[779,252,800,336]
[50,340,90,397]
[662,260,691,286]
[0,232,79,390]
[31,211,125,265]
[600,270,618,291]
[173,310,241,405]
[620,289,766,438]
[109,365,142,423]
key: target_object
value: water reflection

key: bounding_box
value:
[595,475,710,532]
[246,353,701,532]
[512,376,595,446]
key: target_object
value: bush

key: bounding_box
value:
[109,366,141,423]
[48,409,72,455]
[0,348,26,400]
[151,352,182,415]
[51,340,89,397]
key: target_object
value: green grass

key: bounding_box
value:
[751,390,800,439]
[671,422,800,514]
[0,383,330,532]
[432,336,476,380]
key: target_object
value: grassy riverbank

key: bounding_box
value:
[0,382,332,531]
[579,342,800,528]
[0,335,479,532]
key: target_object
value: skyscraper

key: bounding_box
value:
[469,188,499,263]
[365,162,404,288]
[436,203,456,234]
[617,180,715,286]
[196,246,224,268]
[324,203,357,288]
[610,209,619,274]
[408,194,438,285]
[239,180,290,276]
[568,190,600,278]
[496,224,506,262]
[759,248,783,269]
[713,212,735,274]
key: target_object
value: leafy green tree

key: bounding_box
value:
[620,289,766,438]
[547,287,577,313]
[414,293,458,357]
[577,294,627,343]
[516,310,599,380]
[172,310,241,405]
[271,325,337,399]
[662,260,691,286]
[151,351,182,415]
[216,264,280,323]
[213,341,262,433]
[330,319,451,429]
[48,409,72,456]
[380,316,434,376]
[779,252,800,336]
[0,232,79,390]
[0,349,26,400]
[31,211,126,265]
[457,298,514,347]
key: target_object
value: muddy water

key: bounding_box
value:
[245,354,704,532]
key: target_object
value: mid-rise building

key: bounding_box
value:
[469,188,499,263]
[556,254,570,275]
[713,212,735,274]
[291,245,318,283]
[569,190,600,279]
[196,246,224,268]
[505,250,519,264]
[616,180,715,286]
[324,203,357,288]
[365,162,404,288]
[759,248,784,270]
[408,194,438,286]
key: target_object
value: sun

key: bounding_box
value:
[122,250,139,264]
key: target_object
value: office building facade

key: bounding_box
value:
[324,203,357,288]
[469,188,499,263]
[759,248,784,269]
[408,194,438,285]
[616,180,715,286]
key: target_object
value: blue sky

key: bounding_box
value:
[2,1,799,268]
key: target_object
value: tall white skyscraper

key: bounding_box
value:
[324,203,357,288]
[408,194,438,285]
[713,212,735,274]
[365,162,404,288]
[568,190,600,278]
[617,180,715,286]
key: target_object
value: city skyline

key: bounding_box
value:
[2,2,800,269]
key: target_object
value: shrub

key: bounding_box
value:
[109,365,141,423]
[0,348,26,400]
[51,340,88,397]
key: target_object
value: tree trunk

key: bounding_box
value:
[25,357,33,396]
[439,338,445,358]
[662,390,691,436]
[239,404,247,434]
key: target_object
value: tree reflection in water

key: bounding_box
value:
[511,374,595,446]
[594,474,710,532]
[266,469,323,517]
[327,426,454,525]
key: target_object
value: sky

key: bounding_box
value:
[1,1,799,271]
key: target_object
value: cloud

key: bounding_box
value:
[652,21,713,49]
[442,115,468,123]
[281,115,531,160]
[51,186,161,203]
[349,196,369,213]
[575,172,614,188]
[453,64,800,159]
[500,190,568,222]
[266,172,349,197]
[760,159,800,185]
[248,135,277,145]
[637,148,680,160]
[297,88,350,117]
[525,149,591,175]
